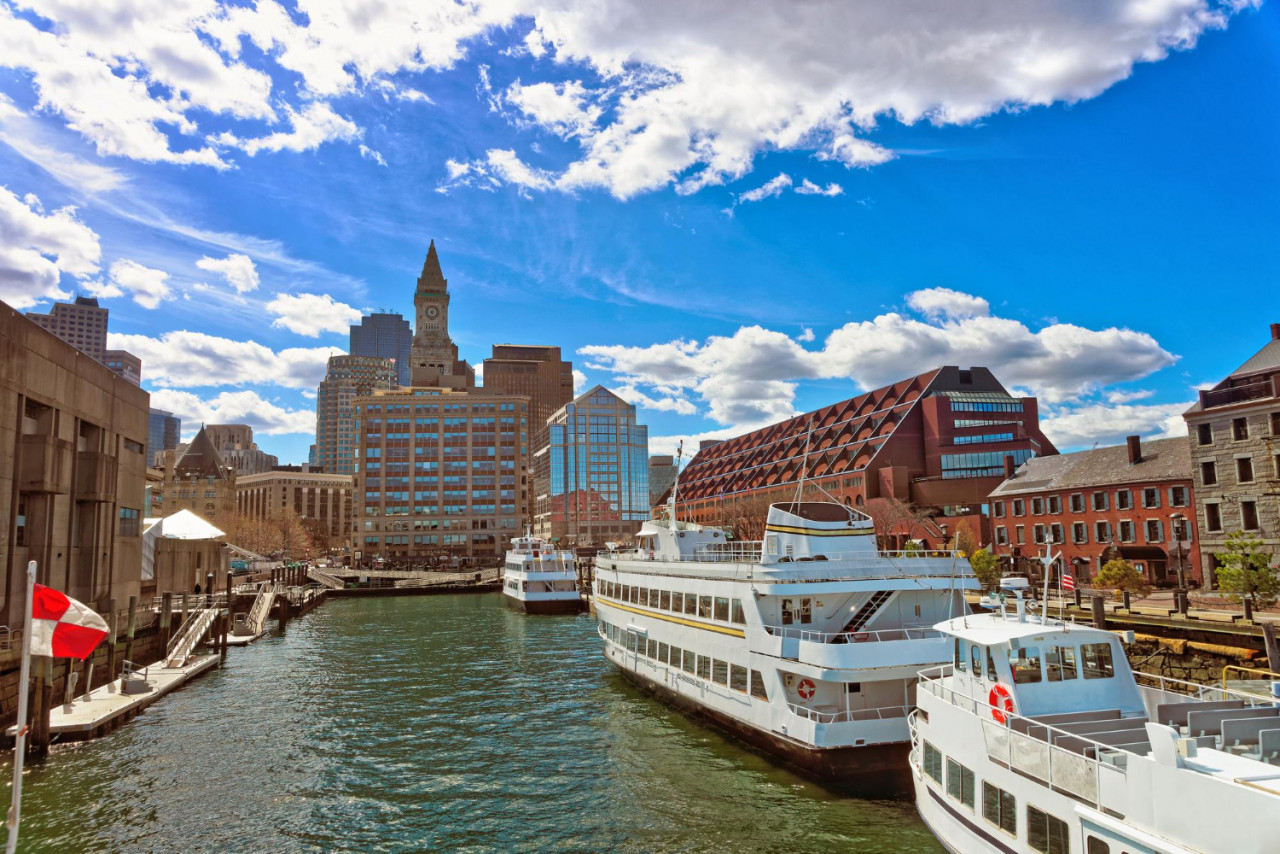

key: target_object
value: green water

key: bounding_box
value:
[8,595,944,853]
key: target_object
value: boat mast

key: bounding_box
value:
[1037,538,1060,625]
[666,440,683,524]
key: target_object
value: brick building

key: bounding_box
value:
[315,355,396,476]
[672,366,1054,546]
[1184,322,1280,587]
[988,436,1199,587]
[482,344,574,447]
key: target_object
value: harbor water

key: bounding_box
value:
[9,595,943,853]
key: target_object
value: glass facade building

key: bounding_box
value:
[535,386,649,545]
[350,312,413,388]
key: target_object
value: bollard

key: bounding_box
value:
[1244,596,1254,623]
[160,592,173,650]
[1073,588,1082,609]
[105,597,118,690]
[32,657,52,760]
[82,662,94,701]
[1091,595,1107,630]
[1121,590,1131,611]
[64,668,79,707]
[206,572,215,606]
[124,595,138,666]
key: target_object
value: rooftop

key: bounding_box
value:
[990,435,1189,497]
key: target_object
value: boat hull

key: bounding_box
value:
[503,593,583,615]
[613,659,911,795]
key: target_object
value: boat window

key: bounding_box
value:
[631,586,641,605]
[1046,646,1078,681]
[660,591,671,610]
[954,638,967,673]
[1027,805,1070,854]
[681,650,696,674]
[982,782,1017,836]
[697,655,712,680]
[621,584,630,602]
[1012,647,1043,684]
[649,588,660,608]
[712,660,729,685]
[970,645,983,676]
[986,648,998,682]
[698,596,712,619]
[946,759,975,809]
[798,598,812,624]
[731,599,745,624]
[845,682,862,693]
[765,533,777,555]
[781,598,795,625]
[923,742,942,783]
[1086,839,1109,854]
[646,638,657,658]
[522,580,529,592]
[669,645,682,667]
[1081,642,1115,679]
[684,595,698,616]
[714,597,730,621]
[730,665,748,692]
[749,670,768,700]
[658,642,669,663]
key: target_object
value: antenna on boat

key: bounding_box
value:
[666,440,684,524]
[1037,538,1061,626]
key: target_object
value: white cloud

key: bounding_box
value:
[1040,401,1191,450]
[107,330,340,389]
[1105,388,1156,404]
[613,383,698,415]
[797,327,815,342]
[795,179,843,197]
[195,253,259,294]
[214,103,361,156]
[0,186,100,308]
[265,293,363,337]
[0,95,128,196]
[581,287,1179,428]
[149,389,316,436]
[484,149,557,191]
[359,145,388,167]
[572,368,588,393]
[107,259,171,309]
[739,173,792,204]
[505,80,602,139]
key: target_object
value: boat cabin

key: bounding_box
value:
[759,502,877,565]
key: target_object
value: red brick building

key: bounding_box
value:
[987,435,1199,587]
[672,366,1056,546]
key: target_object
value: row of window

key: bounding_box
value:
[362,402,525,414]
[994,517,1190,547]
[597,580,748,625]
[953,432,1015,445]
[600,620,768,700]
[940,450,1034,479]
[1205,499,1262,533]
[954,637,1115,683]
[1199,455,1278,487]
[1196,413,1280,445]
[994,485,1189,518]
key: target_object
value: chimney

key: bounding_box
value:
[1126,435,1141,465]
[1271,322,1280,341]
[1003,454,1016,479]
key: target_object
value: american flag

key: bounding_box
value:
[1061,571,1076,591]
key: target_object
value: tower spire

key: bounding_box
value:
[417,240,447,293]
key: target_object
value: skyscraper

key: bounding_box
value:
[205,424,279,475]
[408,240,475,389]
[26,296,143,384]
[315,355,396,476]
[147,408,181,466]
[482,345,574,448]
[350,312,412,387]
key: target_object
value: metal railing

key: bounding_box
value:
[152,593,227,611]
[614,545,960,566]
[788,702,909,724]
[1134,670,1279,706]
[0,626,18,651]
[765,625,945,644]
[595,553,971,585]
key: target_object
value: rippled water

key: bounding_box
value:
[9,595,943,853]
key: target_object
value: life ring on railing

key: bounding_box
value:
[988,683,1016,724]
[797,678,817,701]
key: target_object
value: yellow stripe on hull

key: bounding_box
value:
[595,597,747,638]
[764,523,875,537]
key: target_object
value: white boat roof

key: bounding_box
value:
[934,611,1104,645]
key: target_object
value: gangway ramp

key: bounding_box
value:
[165,607,219,668]
[307,567,346,589]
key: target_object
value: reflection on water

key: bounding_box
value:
[9,595,943,853]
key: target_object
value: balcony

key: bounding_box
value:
[19,434,73,494]
[75,451,118,502]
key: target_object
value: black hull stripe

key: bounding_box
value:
[925,785,1019,854]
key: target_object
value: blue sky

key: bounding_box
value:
[2,0,1277,464]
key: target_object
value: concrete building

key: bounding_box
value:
[534,386,649,546]
[26,296,142,385]
[672,366,1056,548]
[205,424,278,475]
[482,345,574,446]
[1184,322,1280,587]
[315,355,396,476]
[988,436,1199,587]
[408,241,475,389]
[350,312,413,388]
[156,426,237,522]
[102,349,141,385]
[648,455,678,507]
[147,408,180,466]
[236,469,354,549]
[1,301,150,625]
[353,387,529,562]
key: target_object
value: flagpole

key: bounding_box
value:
[6,561,36,854]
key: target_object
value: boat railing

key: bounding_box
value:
[916,665,1133,811]
[612,546,959,566]
[764,625,946,644]
[788,702,909,724]
[596,554,971,585]
[1134,670,1280,706]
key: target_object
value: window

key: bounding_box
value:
[699,595,713,619]
[1069,493,1084,513]
[1046,646,1077,681]
[15,497,26,547]
[749,670,768,700]
[1145,520,1163,543]
[1081,642,1115,679]
[1197,423,1213,445]
[118,507,140,537]
[1141,487,1159,509]
[1205,503,1222,532]
[660,590,671,610]
[993,500,1005,518]
[658,642,669,663]
[970,645,982,675]
[1115,490,1132,510]
[1242,500,1259,531]
[1169,485,1189,507]
[1091,492,1108,511]
[1031,497,1044,515]
[953,638,967,673]
[1233,417,1249,440]
[697,655,711,680]
[1237,457,1254,483]
[1050,524,1064,545]
[995,526,1008,545]
[682,651,696,674]
[730,664,748,692]
[1015,525,1025,545]
[1047,496,1061,514]
[946,759,975,809]
[1013,499,1025,517]
[712,659,729,685]
[714,597,730,621]
[1118,520,1134,543]
[1034,524,1046,545]
[730,599,746,624]
[923,742,943,783]
[1201,461,1217,486]
[1086,839,1110,854]
[982,782,1017,836]
[1012,646,1042,684]
[1027,806,1070,854]
[1171,516,1192,542]
[670,646,683,667]
[1072,523,1087,544]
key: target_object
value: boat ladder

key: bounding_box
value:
[842,590,893,634]
[164,607,219,669]
[306,566,345,590]
[245,582,280,635]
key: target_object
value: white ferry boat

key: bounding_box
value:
[593,499,978,788]
[501,533,583,615]
[911,578,1280,854]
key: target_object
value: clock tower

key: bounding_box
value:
[409,240,475,388]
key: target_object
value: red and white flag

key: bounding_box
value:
[1061,572,1076,592]
[30,584,109,660]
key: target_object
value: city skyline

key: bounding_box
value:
[2,1,1277,465]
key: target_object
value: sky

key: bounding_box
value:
[2,0,1278,465]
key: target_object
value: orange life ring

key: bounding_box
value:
[988,683,1016,724]
[797,678,817,701]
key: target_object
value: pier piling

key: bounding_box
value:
[1263,622,1280,673]
[160,592,173,650]
[105,597,117,690]
[124,595,138,666]
[1091,595,1107,630]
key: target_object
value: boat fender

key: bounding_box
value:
[797,678,817,701]
[988,683,1016,724]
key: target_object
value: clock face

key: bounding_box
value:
[425,306,439,318]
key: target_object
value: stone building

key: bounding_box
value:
[988,435,1199,587]
[315,355,396,476]
[205,423,278,475]
[236,469,354,548]
[156,426,237,521]
[534,386,649,545]
[1184,322,1280,587]
[0,300,149,625]
[408,241,476,389]
[350,311,412,387]
[482,345,574,447]
[26,296,142,385]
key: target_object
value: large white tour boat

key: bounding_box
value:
[911,578,1280,854]
[501,533,583,615]
[593,497,978,788]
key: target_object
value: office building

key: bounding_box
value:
[534,385,650,545]
[408,240,475,389]
[315,355,396,476]
[482,345,574,447]
[102,349,141,385]
[350,312,413,387]
[236,469,354,550]
[205,423,278,475]
[147,408,181,466]
[26,296,142,384]
[648,455,678,506]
